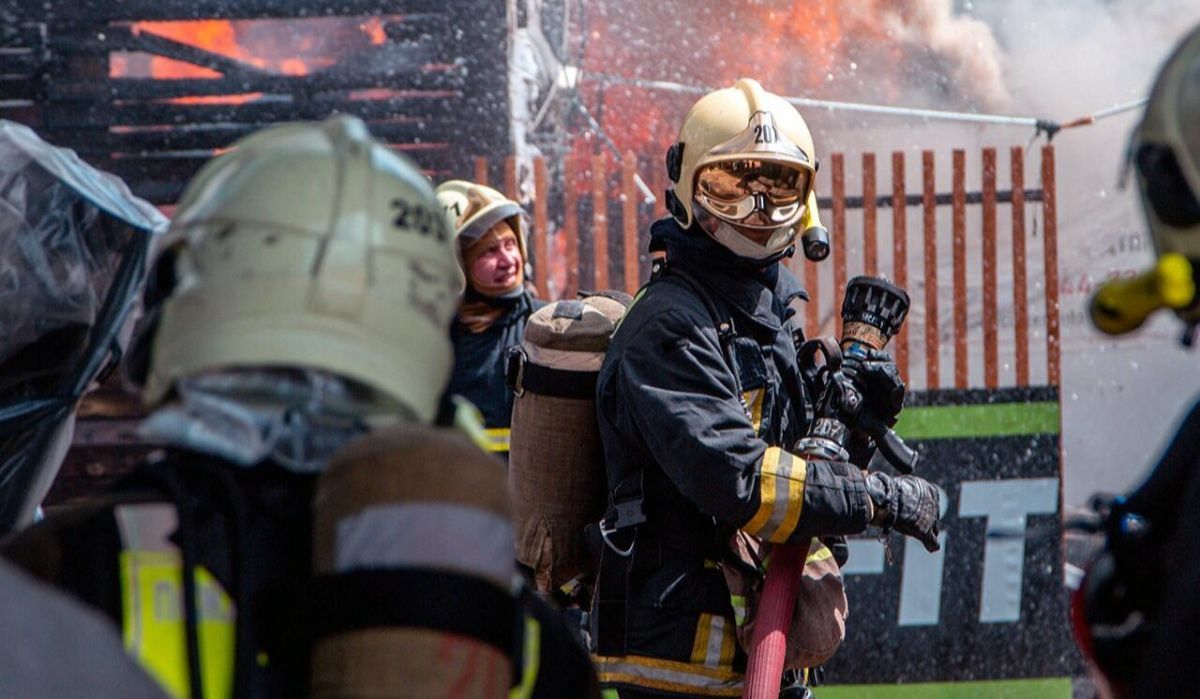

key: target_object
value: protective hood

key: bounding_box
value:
[0,120,164,532]
[648,217,806,332]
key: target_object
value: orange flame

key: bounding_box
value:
[131,20,259,78]
[361,18,388,46]
[108,18,380,105]
[108,18,362,83]
[576,0,949,177]
[278,58,309,76]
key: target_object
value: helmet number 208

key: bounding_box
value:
[391,198,446,242]
[753,124,778,144]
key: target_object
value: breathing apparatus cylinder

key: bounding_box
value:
[507,294,630,595]
[311,426,516,698]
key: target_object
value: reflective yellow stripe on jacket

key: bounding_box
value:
[689,613,738,669]
[484,427,511,453]
[595,654,743,697]
[743,447,807,544]
[509,614,541,699]
[742,389,765,436]
[120,550,235,699]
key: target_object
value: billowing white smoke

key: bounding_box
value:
[949,0,1200,504]
[808,1,1200,504]
[802,0,1010,111]
[865,0,1011,109]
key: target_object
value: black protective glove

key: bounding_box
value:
[841,347,905,427]
[865,471,941,552]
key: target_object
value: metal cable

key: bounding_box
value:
[583,71,1148,138]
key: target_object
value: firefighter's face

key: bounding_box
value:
[468,223,522,289]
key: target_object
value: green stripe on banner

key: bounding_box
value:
[816,677,1072,699]
[894,401,1060,440]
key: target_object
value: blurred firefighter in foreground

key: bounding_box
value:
[0,118,167,696]
[589,78,941,697]
[437,180,546,458]
[1080,22,1200,699]
[1,116,596,698]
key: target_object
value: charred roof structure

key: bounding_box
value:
[0,0,512,204]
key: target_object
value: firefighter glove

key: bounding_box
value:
[842,347,905,427]
[866,471,940,552]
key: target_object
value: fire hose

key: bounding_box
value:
[743,276,916,699]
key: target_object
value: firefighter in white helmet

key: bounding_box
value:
[2,116,597,698]
[1077,23,1200,698]
[591,79,940,697]
[436,180,546,458]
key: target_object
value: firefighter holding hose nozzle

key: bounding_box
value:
[591,78,941,698]
[1079,22,1200,698]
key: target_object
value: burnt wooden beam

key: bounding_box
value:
[48,67,464,101]
[109,25,270,78]
[0,104,40,125]
[44,95,461,129]
[84,143,455,185]
[0,75,42,100]
[0,50,43,74]
[49,27,457,58]
[47,0,460,23]
[54,119,458,152]
[118,161,460,204]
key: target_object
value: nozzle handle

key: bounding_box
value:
[859,412,918,474]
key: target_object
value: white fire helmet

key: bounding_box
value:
[666,78,827,260]
[435,179,528,264]
[1091,25,1200,337]
[140,115,463,423]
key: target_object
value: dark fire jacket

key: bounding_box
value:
[448,290,546,456]
[592,219,872,697]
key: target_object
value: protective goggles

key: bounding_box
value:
[694,158,814,228]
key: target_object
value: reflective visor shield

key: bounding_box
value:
[695,159,813,227]
[693,111,816,229]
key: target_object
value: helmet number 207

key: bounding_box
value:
[753,124,778,144]
[391,198,447,242]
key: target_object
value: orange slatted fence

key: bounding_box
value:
[533,156,550,297]
[1011,147,1030,386]
[923,151,941,389]
[622,153,639,295]
[952,149,968,390]
[465,145,1060,391]
[562,154,580,298]
[982,148,999,389]
[892,151,909,384]
[1043,145,1061,387]
[831,153,848,337]
[592,152,609,290]
[503,155,518,202]
[863,153,878,278]
[473,156,489,187]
